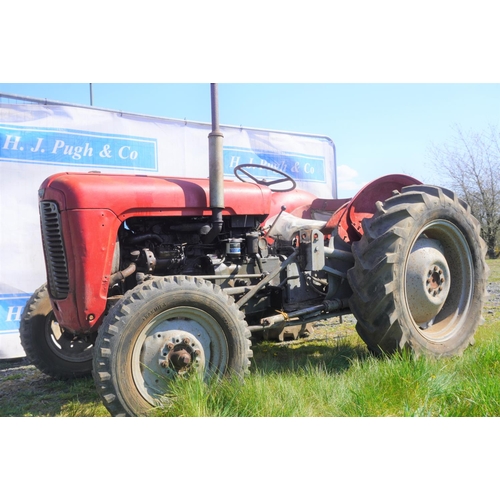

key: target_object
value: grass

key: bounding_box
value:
[488,257,500,282]
[151,323,500,417]
[0,370,108,417]
[151,258,500,417]
[1,259,499,417]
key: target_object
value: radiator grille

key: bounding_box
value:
[40,201,70,299]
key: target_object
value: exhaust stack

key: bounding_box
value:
[204,83,225,243]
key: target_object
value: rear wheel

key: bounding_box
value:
[20,284,94,378]
[93,276,253,416]
[348,185,488,357]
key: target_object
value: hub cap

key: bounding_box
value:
[131,306,227,405]
[45,313,93,362]
[404,220,474,342]
[406,237,450,326]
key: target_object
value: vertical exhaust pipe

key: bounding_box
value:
[204,83,225,243]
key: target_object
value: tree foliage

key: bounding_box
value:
[429,125,500,258]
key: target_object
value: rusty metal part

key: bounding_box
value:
[168,348,192,370]
[109,263,137,288]
[259,297,350,329]
[163,337,201,373]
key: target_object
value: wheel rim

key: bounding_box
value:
[44,312,94,362]
[131,306,228,405]
[404,220,474,342]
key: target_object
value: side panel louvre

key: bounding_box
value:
[40,201,70,299]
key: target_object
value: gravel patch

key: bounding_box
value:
[486,281,500,314]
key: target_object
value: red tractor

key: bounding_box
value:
[20,85,488,416]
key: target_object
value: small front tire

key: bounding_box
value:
[20,284,94,379]
[93,276,253,416]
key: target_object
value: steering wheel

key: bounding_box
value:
[233,164,297,192]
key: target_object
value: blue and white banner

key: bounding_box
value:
[0,101,336,358]
[0,291,31,358]
[224,147,326,183]
[0,125,158,171]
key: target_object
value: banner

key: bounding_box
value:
[0,102,336,358]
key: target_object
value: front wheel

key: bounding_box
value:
[20,284,94,378]
[93,276,253,416]
[348,185,488,357]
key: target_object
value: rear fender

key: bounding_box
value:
[325,174,422,244]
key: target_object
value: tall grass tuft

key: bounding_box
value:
[154,325,500,417]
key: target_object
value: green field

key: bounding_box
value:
[1,260,499,417]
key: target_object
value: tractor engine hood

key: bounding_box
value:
[39,171,274,218]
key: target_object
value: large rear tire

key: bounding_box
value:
[348,185,488,357]
[20,284,94,378]
[93,276,253,416]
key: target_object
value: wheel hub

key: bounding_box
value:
[134,325,208,403]
[406,237,451,326]
[156,331,206,378]
[162,336,204,374]
[132,306,227,405]
[46,314,94,362]
[427,265,445,296]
